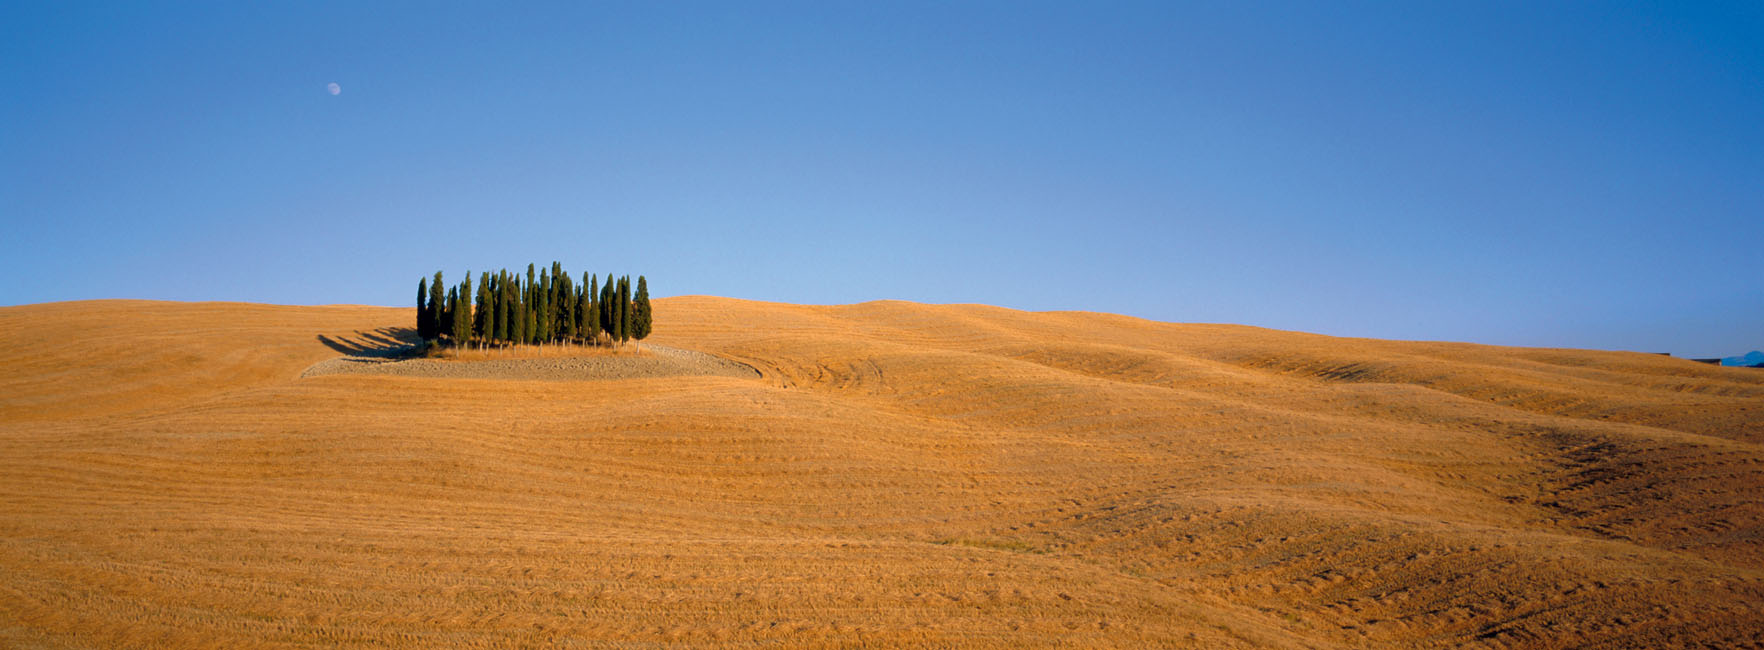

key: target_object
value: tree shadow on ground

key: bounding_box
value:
[316,327,422,359]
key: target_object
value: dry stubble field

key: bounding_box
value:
[1,297,1761,649]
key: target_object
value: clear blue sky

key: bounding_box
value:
[3,2,1759,357]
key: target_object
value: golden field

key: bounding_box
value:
[1,297,1760,649]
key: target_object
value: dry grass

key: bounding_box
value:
[1,296,1760,648]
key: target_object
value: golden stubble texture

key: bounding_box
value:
[0,297,1760,648]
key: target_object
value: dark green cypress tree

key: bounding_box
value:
[498,271,512,344]
[472,276,484,342]
[503,272,513,344]
[599,272,615,337]
[444,287,456,339]
[475,271,490,345]
[561,272,577,342]
[585,273,600,345]
[534,284,544,344]
[555,269,568,343]
[539,268,554,345]
[516,278,527,345]
[615,276,630,345]
[566,271,577,342]
[575,274,585,341]
[622,276,634,344]
[532,282,542,345]
[429,271,445,343]
[450,286,469,352]
[444,287,458,342]
[524,264,537,345]
[550,261,564,341]
[605,276,619,344]
[632,275,652,347]
[513,274,527,346]
[501,272,513,345]
[460,273,473,346]
[417,277,430,340]
[522,281,534,345]
[507,271,516,345]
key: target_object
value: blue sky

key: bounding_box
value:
[3,2,1759,357]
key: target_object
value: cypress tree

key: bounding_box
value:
[550,261,563,341]
[623,276,634,344]
[495,271,509,344]
[539,269,553,345]
[462,299,473,350]
[444,288,456,344]
[506,268,515,345]
[417,277,430,340]
[558,263,570,341]
[600,272,615,337]
[532,282,542,345]
[522,281,534,345]
[523,264,536,345]
[575,274,585,341]
[568,272,579,342]
[584,274,598,344]
[573,276,584,342]
[460,273,473,345]
[527,279,539,345]
[632,275,652,347]
[615,276,630,345]
[451,286,471,353]
[607,277,620,344]
[534,285,544,344]
[475,271,490,345]
[516,278,527,345]
[429,271,445,343]
[504,271,516,344]
[507,274,518,345]
[472,276,484,342]
[444,287,456,338]
[513,274,527,347]
[561,272,577,342]
[555,270,568,343]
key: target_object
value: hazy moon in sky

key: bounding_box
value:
[326,82,341,96]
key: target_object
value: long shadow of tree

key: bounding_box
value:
[316,327,422,359]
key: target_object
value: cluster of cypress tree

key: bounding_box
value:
[416,262,651,353]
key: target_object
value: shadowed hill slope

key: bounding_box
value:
[1,296,1759,648]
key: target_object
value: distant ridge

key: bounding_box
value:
[1724,350,1764,367]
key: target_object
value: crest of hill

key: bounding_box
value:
[1,296,1762,648]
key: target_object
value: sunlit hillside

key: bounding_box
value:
[1,297,1760,648]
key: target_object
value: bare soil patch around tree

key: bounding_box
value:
[300,343,760,381]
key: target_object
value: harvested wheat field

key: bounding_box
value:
[1,297,1761,649]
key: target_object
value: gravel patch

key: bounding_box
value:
[300,344,760,382]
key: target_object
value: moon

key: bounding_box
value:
[326,82,341,96]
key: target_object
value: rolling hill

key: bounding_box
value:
[1,297,1760,648]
